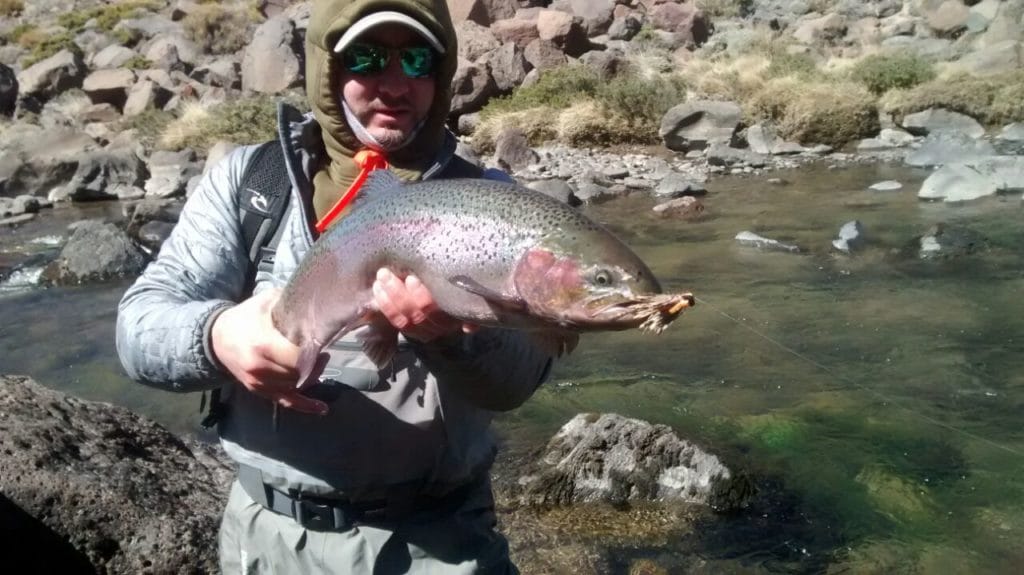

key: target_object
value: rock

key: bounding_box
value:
[449,0,519,27]
[654,173,706,198]
[924,0,970,38]
[746,124,806,155]
[902,108,985,139]
[145,149,200,199]
[0,375,231,573]
[15,49,87,108]
[90,45,139,70]
[536,9,589,57]
[41,221,148,284]
[527,178,580,207]
[832,220,866,253]
[915,222,987,259]
[493,127,538,173]
[792,12,848,45]
[241,16,303,94]
[1,127,99,199]
[648,2,711,48]
[660,100,742,152]
[0,62,17,117]
[192,58,241,90]
[456,20,502,63]
[483,42,529,93]
[123,79,174,117]
[948,40,1023,76]
[450,57,497,116]
[514,413,753,510]
[734,231,801,253]
[869,180,903,191]
[607,13,642,41]
[52,149,149,203]
[82,68,136,110]
[918,162,999,202]
[998,123,1024,142]
[653,196,705,220]
[491,16,541,49]
[857,128,917,150]
[904,131,997,168]
[706,143,767,168]
[561,0,616,37]
[523,38,569,71]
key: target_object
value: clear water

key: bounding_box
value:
[2,162,1022,573]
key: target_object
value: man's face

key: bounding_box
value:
[339,24,437,151]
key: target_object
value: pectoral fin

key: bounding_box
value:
[449,275,528,313]
[357,318,401,369]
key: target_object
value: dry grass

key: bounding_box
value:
[182,4,258,55]
[0,0,23,17]
[748,78,879,147]
[881,70,1024,126]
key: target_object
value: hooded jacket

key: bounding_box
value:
[305,0,460,220]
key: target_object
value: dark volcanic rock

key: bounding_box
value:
[0,375,233,574]
[41,221,148,285]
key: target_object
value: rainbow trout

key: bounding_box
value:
[272,171,694,388]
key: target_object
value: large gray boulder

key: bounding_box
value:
[0,62,17,117]
[0,375,231,573]
[660,100,742,152]
[41,221,148,284]
[15,49,87,109]
[514,413,753,511]
[241,15,303,94]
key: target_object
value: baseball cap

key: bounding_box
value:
[333,10,445,55]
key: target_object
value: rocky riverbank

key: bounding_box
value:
[0,375,753,574]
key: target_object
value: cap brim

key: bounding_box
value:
[334,11,445,55]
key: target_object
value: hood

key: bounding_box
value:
[306,0,458,183]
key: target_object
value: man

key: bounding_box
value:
[116,0,553,572]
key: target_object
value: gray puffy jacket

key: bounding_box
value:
[116,105,552,498]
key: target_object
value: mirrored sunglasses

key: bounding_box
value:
[341,43,437,79]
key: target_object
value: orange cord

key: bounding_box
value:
[314,149,388,234]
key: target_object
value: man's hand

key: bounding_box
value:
[372,268,477,342]
[210,289,328,415]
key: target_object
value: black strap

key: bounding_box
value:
[239,140,293,292]
[201,141,293,430]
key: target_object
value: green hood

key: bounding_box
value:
[306,0,458,191]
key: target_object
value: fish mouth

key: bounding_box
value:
[587,292,696,333]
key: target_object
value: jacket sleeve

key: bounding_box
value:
[116,146,260,392]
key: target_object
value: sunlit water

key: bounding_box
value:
[2,162,1022,573]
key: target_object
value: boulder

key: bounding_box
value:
[902,108,985,139]
[536,9,589,57]
[493,128,538,173]
[145,149,201,199]
[832,220,866,253]
[491,17,541,48]
[52,149,149,202]
[41,221,148,284]
[659,100,742,152]
[483,42,529,92]
[0,375,231,573]
[904,131,997,168]
[649,2,711,48]
[652,195,705,220]
[448,0,519,26]
[82,68,136,110]
[241,16,303,94]
[15,49,87,108]
[514,413,753,510]
[0,62,17,117]
[523,38,569,72]
[450,58,497,117]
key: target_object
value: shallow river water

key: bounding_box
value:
[2,162,1022,573]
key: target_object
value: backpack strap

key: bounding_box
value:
[201,140,293,430]
[239,140,293,292]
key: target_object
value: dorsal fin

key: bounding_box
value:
[361,169,404,202]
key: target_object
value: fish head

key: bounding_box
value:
[512,238,694,334]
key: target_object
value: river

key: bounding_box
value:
[2,161,1022,573]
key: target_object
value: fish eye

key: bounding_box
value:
[594,269,614,286]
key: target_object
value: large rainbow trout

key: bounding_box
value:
[272,171,694,388]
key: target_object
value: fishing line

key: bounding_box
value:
[694,295,1024,458]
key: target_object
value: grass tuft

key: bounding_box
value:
[159,93,308,152]
[0,0,23,17]
[183,4,259,55]
[849,53,936,96]
[881,71,1024,126]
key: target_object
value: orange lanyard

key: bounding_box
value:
[314,149,388,234]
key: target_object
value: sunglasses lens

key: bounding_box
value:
[343,44,387,75]
[400,47,435,78]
